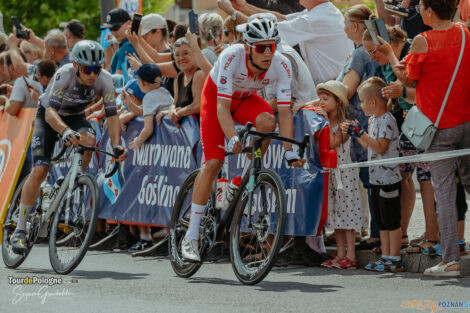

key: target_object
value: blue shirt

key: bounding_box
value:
[58,53,73,68]
[110,39,138,74]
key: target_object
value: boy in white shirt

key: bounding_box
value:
[128,63,173,150]
[342,77,403,272]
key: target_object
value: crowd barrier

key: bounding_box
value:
[0,108,36,241]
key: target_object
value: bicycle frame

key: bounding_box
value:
[209,126,310,247]
[37,148,85,238]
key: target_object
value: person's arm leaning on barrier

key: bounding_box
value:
[128,113,154,149]
[185,31,213,76]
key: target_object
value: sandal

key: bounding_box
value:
[320,254,342,268]
[406,240,438,254]
[336,257,358,270]
[423,242,442,256]
[356,238,380,251]
[384,5,409,18]
[384,0,400,6]
[409,233,425,247]
[424,261,460,277]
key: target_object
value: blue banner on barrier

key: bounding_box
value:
[97,116,200,225]
[95,110,328,236]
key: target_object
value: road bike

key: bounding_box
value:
[2,143,119,274]
[169,122,309,285]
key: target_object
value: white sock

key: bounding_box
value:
[388,255,401,262]
[242,159,252,177]
[382,255,390,261]
[140,233,152,241]
[185,203,206,240]
[17,203,33,231]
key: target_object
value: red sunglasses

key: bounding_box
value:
[80,65,102,75]
[250,43,276,54]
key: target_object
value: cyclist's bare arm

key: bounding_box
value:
[217,98,241,153]
[277,106,294,151]
[44,107,70,135]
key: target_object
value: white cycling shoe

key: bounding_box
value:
[181,237,201,262]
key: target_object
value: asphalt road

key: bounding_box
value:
[1,244,470,313]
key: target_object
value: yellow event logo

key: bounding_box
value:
[255,148,262,159]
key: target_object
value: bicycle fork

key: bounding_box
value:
[64,150,83,225]
[245,140,263,229]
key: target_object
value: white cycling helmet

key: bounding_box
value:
[236,16,280,44]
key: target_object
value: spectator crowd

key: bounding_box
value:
[0,0,469,277]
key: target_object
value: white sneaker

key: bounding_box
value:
[182,237,201,262]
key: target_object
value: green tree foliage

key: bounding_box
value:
[0,0,174,41]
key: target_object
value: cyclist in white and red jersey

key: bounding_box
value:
[182,16,305,262]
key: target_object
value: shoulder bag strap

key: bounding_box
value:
[434,24,466,128]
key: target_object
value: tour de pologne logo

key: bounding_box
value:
[0,139,12,183]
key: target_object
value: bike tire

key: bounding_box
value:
[2,176,33,269]
[169,169,202,278]
[49,174,99,275]
[230,169,287,285]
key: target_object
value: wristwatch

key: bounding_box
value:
[402,86,407,99]
[231,10,238,21]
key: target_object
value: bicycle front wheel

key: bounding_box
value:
[49,174,99,274]
[230,169,287,285]
[169,169,202,278]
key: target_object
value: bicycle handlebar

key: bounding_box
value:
[51,144,121,178]
[231,122,310,160]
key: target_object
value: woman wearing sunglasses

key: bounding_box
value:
[180,16,306,262]
[9,40,128,255]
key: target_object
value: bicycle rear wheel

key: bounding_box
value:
[2,176,35,268]
[230,169,287,285]
[49,174,99,274]
[169,169,202,278]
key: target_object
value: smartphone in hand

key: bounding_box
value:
[375,19,391,44]
[131,14,142,34]
[11,16,30,39]
[365,18,390,46]
[189,10,199,35]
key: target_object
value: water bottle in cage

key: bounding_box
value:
[216,177,228,210]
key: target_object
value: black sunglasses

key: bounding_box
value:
[110,24,122,32]
[224,29,229,37]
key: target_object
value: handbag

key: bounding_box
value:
[402,24,466,150]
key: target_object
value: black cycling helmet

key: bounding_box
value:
[71,40,105,67]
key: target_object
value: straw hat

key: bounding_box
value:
[316,80,349,107]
